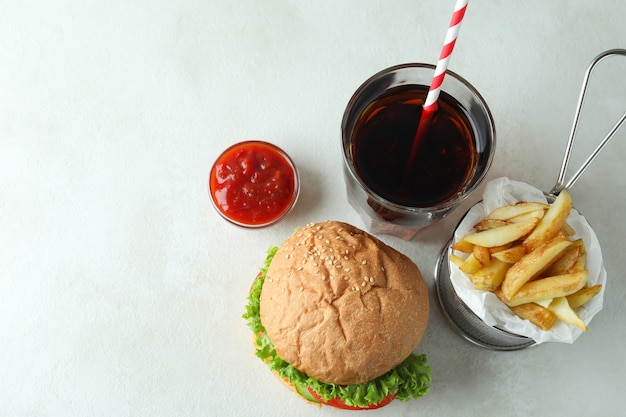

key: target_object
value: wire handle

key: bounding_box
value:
[549,49,626,196]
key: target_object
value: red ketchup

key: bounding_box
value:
[209,141,299,227]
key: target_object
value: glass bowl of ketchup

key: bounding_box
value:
[209,140,300,228]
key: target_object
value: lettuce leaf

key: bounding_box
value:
[242,246,431,408]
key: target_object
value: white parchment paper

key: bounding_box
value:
[449,177,607,344]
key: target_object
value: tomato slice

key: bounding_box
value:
[307,387,396,410]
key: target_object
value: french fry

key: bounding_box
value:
[534,298,552,308]
[542,242,583,277]
[463,218,539,248]
[508,209,546,224]
[568,248,587,274]
[523,190,573,252]
[509,303,557,331]
[449,253,466,268]
[547,297,587,332]
[504,270,588,307]
[451,239,474,253]
[495,287,553,308]
[501,236,573,300]
[568,238,586,250]
[492,244,526,264]
[489,243,513,254]
[486,201,548,220]
[473,218,510,231]
[473,244,491,267]
[562,222,576,236]
[459,253,483,275]
[471,259,510,291]
[566,284,602,309]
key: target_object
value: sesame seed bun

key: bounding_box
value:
[259,221,429,385]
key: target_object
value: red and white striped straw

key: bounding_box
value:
[408,0,469,170]
[424,0,469,111]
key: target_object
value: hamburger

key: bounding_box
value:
[243,221,431,409]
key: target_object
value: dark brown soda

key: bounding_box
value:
[352,85,477,207]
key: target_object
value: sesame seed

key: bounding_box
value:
[344,267,351,272]
[361,282,366,287]
[344,256,349,261]
[369,277,375,283]
[325,239,330,244]
[361,260,367,265]
[300,287,304,291]
[297,266,303,271]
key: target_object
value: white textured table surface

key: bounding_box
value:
[2,1,625,416]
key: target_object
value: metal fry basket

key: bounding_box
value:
[434,49,626,350]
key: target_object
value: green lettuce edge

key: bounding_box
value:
[242,246,432,408]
